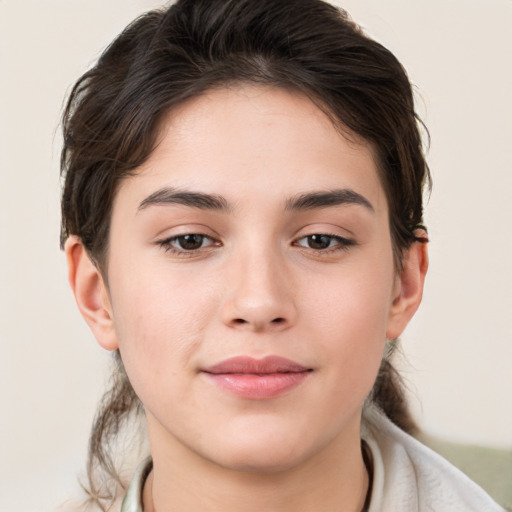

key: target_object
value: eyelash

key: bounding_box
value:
[157,233,356,256]
[293,234,356,253]
[157,234,219,255]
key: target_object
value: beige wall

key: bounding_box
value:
[1,1,510,510]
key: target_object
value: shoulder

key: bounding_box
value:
[362,405,507,512]
[417,432,512,510]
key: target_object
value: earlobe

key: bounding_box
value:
[386,236,429,340]
[65,236,119,351]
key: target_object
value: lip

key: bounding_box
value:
[201,356,312,400]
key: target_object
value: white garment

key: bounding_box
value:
[362,405,506,511]
[120,406,505,511]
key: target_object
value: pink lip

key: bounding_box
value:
[202,356,312,399]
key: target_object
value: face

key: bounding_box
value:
[78,86,420,473]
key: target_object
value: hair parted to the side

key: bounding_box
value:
[60,0,430,509]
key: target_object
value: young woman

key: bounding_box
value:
[60,0,505,510]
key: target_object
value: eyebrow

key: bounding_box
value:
[138,187,231,212]
[285,189,374,212]
[138,186,373,214]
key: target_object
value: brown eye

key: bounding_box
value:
[159,233,218,253]
[305,234,333,250]
[295,234,355,252]
[175,234,207,250]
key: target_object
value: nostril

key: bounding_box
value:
[271,317,285,324]
[233,318,247,324]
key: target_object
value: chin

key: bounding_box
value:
[214,445,307,474]
[203,425,321,474]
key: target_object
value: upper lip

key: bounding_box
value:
[202,356,311,374]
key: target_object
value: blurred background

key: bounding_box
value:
[1,0,511,510]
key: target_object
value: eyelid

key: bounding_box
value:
[293,233,356,250]
[156,232,222,256]
[152,222,220,240]
[291,221,356,242]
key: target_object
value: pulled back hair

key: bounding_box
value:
[61,0,430,508]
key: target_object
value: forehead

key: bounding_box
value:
[114,85,387,216]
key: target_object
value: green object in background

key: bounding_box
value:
[417,434,512,511]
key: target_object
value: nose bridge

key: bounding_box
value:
[222,238,295,331]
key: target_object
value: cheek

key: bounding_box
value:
[304,258,395,383]
[108,265,219,387]
[308,258,395,337]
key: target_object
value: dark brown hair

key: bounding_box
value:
[60,0,430,508]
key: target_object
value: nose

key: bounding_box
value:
[221,247,297,333]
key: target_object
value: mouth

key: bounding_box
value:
[201,356,312,400]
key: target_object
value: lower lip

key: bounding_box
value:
[204,372,310,399]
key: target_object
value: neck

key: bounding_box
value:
[143,416,369,512]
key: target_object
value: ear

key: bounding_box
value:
[386,236,429,340]
[65,235,119,351]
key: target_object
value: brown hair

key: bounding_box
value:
[60,0,430,508]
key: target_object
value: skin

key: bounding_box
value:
[66,86,427,512]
